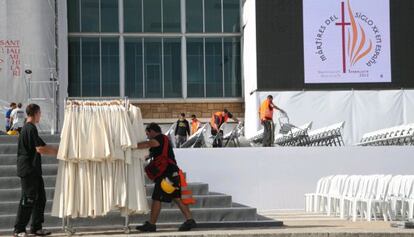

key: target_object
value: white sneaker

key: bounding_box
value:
[13,232,28,237]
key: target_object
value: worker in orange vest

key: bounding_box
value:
[259,95,285,147]
[190,114,201,135]
[210,109,238,147]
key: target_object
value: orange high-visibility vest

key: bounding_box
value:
[210,112,229,130]
[179,170,196,205]
[191,119,200,135]
[259,99,274,121]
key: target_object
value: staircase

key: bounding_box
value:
[0,135,281,233]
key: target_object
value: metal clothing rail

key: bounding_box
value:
[62,97,131,235]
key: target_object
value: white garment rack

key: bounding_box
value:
[62,97,132,235]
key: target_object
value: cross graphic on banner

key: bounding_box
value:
[335,2,351,73]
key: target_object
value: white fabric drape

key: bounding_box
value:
[52,100,149,218]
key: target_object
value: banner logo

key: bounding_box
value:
[303,0,391,84]
[0,39,21,77]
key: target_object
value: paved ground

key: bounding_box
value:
[2,211,414,237]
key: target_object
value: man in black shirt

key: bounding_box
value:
[134,123,196,232]
[13,104,58,237]
[174,113,190,148]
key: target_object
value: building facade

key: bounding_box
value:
[67,0,244,120]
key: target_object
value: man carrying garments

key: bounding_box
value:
[259,95,286,147]
[134,123,196,232]
[210,109,238,147]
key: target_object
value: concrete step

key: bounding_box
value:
[0,175,57,189]
[0,164,58,177]
[0,143,60,155]
[0,135,61,144]
[0,183,209,202]
[0,165,181,185]
[0,194,233,215]
[0,172,190,189]
[0,154,58,166]
[0,207,258,230]
[0,172,154,186]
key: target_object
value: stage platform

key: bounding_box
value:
[1,211,411,237]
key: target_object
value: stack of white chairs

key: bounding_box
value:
[358,123,414,146]
[274,122,312,146]
[307,122,345,146]
[222,122,244,147]
[164,123,177,148]
[180,123,208,148]
[305,175,414,222]
[274,122,345,147]
[247,128,264,146]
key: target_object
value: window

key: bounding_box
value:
[68,0,80,32]
[81,38,100,96]
[125,38,144,98]
[186,37,241,98]
[187,38,205,97]
[163,0,181,32]
[124,0,142,32]
[68,37,120,97]
[68,38,81,96]
[205,0,222,32]
[144,0,161,32]
[205,38,223,97]
[223,0,240,32]
[101,0,118,32]
[81,0,99,32]
[70,0,119,32]
[186,0,203,32]
[101,38,119,96]
[164,38,182,97]
[224,37,241,97]
[144,39,162,98]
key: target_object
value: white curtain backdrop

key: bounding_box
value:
[245,90,414,145]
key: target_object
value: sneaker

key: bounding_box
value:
[13,232,27,237]
[178,219,197,231]
[135,221,156,232]
[29,229,51,236]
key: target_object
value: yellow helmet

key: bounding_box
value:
[160,178,177,194]
[7,130,18,136]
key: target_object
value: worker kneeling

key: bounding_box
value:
[134,123,196,232]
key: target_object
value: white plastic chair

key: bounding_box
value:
[383,175,403,221]
[400,175,414,220]
[344,175,380,222]
[359,175,392,221]
[405,179,414,220]
[305,176,327,212]
[339,175,362,219]
[310,175,334,213]
[326,175,348,216]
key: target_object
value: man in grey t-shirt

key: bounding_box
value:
[10,103,26,133]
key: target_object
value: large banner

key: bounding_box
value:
[0,0,57,132]
[303,0,391,84]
